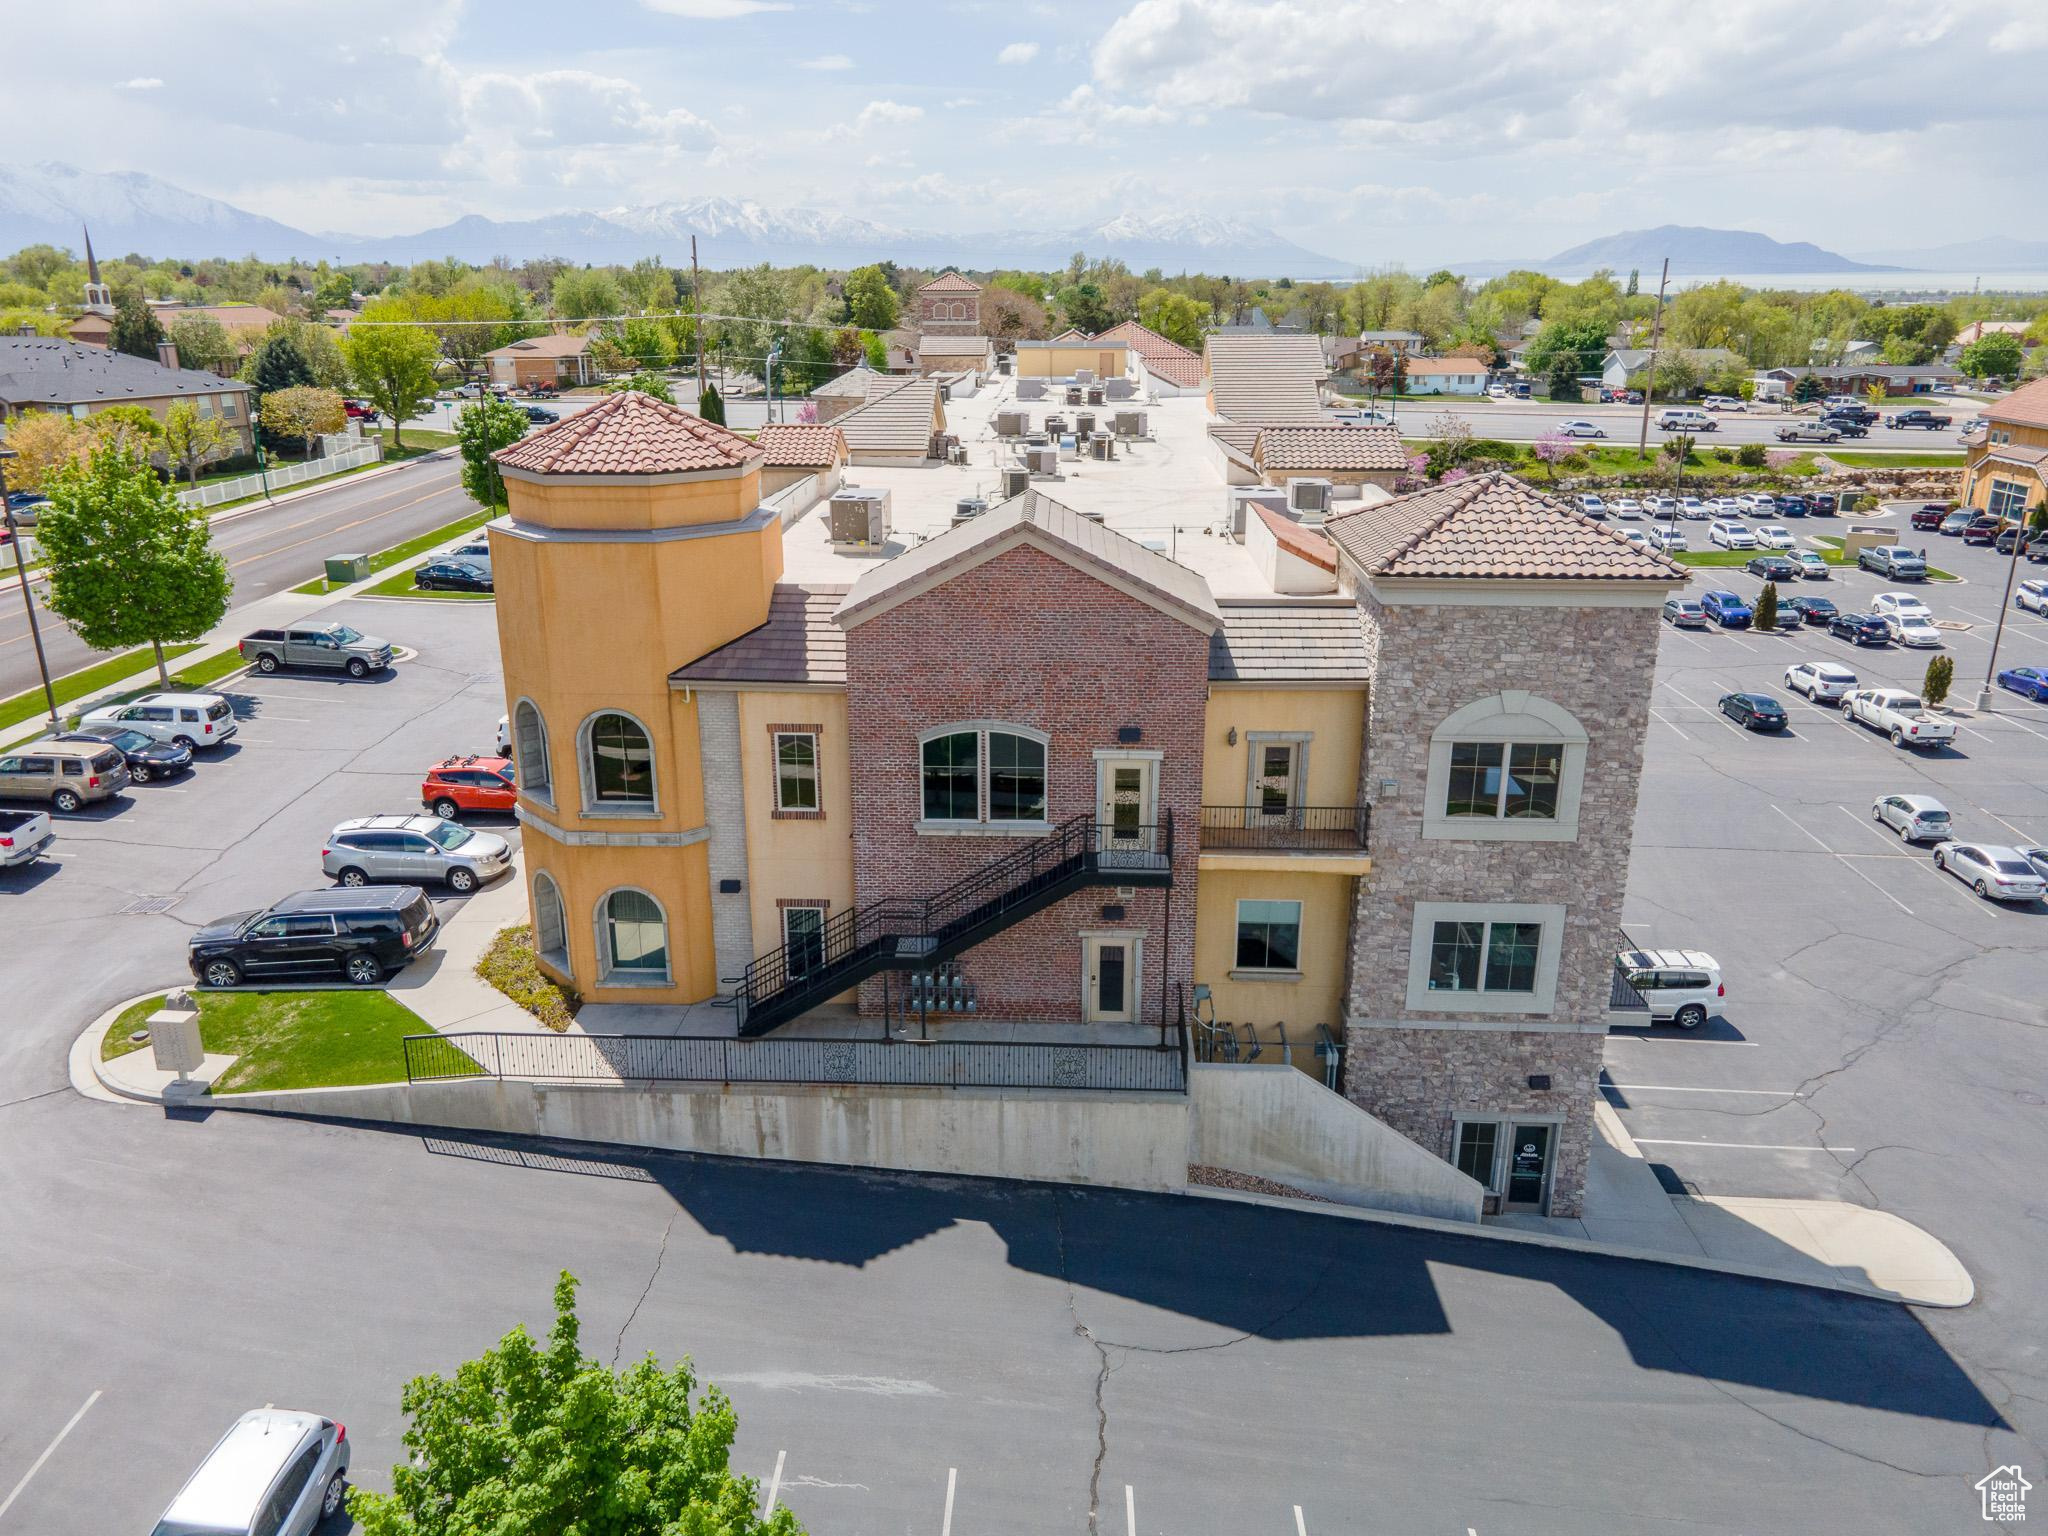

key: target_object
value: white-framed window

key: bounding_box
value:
[775,732,819,812]
[532,870,567,968]
[918,722,1048,829]
[1988,478,2031,521]
[579,709,657,815]
[1424,692,1588,843]
[596,887,669,985]
[219,394,239,419]
[1234,899,1302,976]
[514,699,551,799]
[1403,901,1566,1015]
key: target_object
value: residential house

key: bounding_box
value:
[486,392,1681,1216]
[833,376,948,465]
[1094,320,1203,397]
[1752,362,1961,400]
[1960,374,2048,521]
[914,334,994,378]
[1954,319,2031,348]
[1358,330,1425,356]
[1402,357,1489,396]
[1600,347,1742,392]
[1213,306,1302,335]
[1013,336,1131,381]
[755,421,849,498]
[486,333,596,390]
[916,272,983,336]
[0,335,255,452]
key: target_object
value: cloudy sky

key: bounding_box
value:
[15,0,2047,264]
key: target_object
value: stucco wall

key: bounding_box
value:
[735,689,857,1001]
[1200,687,1365,808]
[1192,866,1356,1045]
[1016,345,1129,380]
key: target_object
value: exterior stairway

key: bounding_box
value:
[729,812,1173,1036]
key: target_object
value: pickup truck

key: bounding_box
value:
[1857,545,1928,580]
[239,623,394,679]
[1843,689,1956,749]
[1883,407,1953,431]
[0,808,54,869]
[1775,421,1841,443]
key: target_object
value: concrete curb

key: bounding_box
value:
[70,984,1970,1309]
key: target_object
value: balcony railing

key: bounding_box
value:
[1199,804,1369,852]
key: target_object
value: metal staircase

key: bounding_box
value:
[728,812,1173,1036]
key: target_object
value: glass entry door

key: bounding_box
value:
[1096,758,1155,858]
[1504,1123,1555,1212]
[1253,742,1298,824]
[1084,935,1136,1024]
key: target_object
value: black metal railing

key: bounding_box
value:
[1199,805,1369,852]
[402,1029,1189,1094]
[1610,960,1650,1012]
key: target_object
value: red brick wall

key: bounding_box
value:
[843,542,1208,1025]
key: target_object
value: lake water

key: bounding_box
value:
[1661,270,2048,296]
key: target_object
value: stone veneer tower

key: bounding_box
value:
[1322,474,1687,1217]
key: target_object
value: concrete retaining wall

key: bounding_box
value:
[212,1077,1191,1191]
[1189,1063,1484,1222]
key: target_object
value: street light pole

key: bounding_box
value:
[250,407,271,500]
[0,449,61,730]
[1636,257,1671,459]
[1974,501,2034,711]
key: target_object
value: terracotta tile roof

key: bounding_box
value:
[1322,471,1688,583]
[916,333,993,357]
[1208,599,1376,683]
[1095,319,1203,388]
[836,377,944,455]
[1204,334,1328,424]
[485,331,593,359]
[494,389,764,476]
[1253,425,1407,472]
[756,423,847,468]
[1987,376,2048,432]
[1250,502,1337,573]
[919,271,981,293]
[1985,443,2048,469]
[669,585,851,687]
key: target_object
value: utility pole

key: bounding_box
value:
[0,450,60,730]
[691,237,706,401]
[1636,257,1670,459]
[1974,501,2033,710]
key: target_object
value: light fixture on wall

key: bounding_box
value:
[1225,726,1238,746]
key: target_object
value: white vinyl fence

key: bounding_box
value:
[177,441,384,511]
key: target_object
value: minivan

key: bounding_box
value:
[78,691,238,750]
[1617,948,1724,1030]
[1656,407,1715,432]
[0,740,131,812]
[150,1408,349,1536]
[188,885,440,988]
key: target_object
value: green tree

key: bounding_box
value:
[843,265,900,331]
[261,385,347,460]
[1137,287,1205,349]
[455,398,530,512]
[342,314,442,450]
[1053,280,1111,335]
[604,371,676,404]
[698,383,726,424]
[620,317,677,371]
[244,331,316,404]
[1546,360,1581,403]
[0,411,88,491]
[38,442,232,683]
[1423,411,1475,478]
[84,404,167,460]
[1922,653,1954,707]
[348,1272,800,1536]
[1959,332,2024,381]
[109,291,167,361]
[1791,374,1825,403]
[161,400,233,486]
[552,268,626,320]
[861,331,889,370]
[1755,580,1778,632]
[167,315,239,377]
[1525,317,1609,381]
[313,269,355,312]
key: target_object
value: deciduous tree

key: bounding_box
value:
[1959,332,2024,381]
[603,372,676,404]
[1137,288,1205,350]
[455,398,530,512]
[342,313,442,449]
[261,385,347,460]
[162,400,233,486]
[0,411,88,491]
[843,264,900,331]
[552,268,626,320]
[167,314,239,377]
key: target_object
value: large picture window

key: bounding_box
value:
[1425,693,1588,844]
[987,732,1047,822]
[919,724,1049,827]
[922,731,980,820]
[1427,918,1543,994]
[599,888,668,984]
[1445,741,1564,820]
[1404,901,1566,1016]
[775,732,820,812]
[1235,899,1302,973]
[1988,478,2031,521]
[583,711,655,810]
[514,700,550,796]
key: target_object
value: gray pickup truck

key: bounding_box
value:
[0,808,54,869]
[239,623,394,679]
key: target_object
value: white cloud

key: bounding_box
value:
[997,41,1040,65]
[798,54,855,70]
[638,0,792,16]
[456,70,720,154]
[114,77,164,90]
[829,99,924,139]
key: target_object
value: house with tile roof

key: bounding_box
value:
[1960,374,2048,523]
[1251,424,1408,492]
[755,421,849,497]
[832,376,947,464]
[914,334,994,378]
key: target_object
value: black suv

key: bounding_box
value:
[1829,612,1891,646]
[188,886,440,988]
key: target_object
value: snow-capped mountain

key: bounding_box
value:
[0,168,1354,277]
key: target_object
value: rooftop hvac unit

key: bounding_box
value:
[828,488,893,547]
[1065,387,1084,405]
[995,409,1028,437]
[1016,378,1046,400]
[1090,433,1115,461]
[996,354,1013,375]
[1074,368,1094,385]
[952,497,987,527]
[1026,446,1059,475]
[1001,465,1031,498]
[1104,378,1135,400]
[1113,410,1143,438]
[1044,414,1067,438]
[1289,478,1334,520]
[1086,387,1105,406]
[1231,486,1287,539]
[1074,411,1096,439]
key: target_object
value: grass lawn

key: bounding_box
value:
[291,502,497,596]
[101,989,424,1093]
[1824,450,1967,468]
[0,643,201,732]
[1676,549,1848,568]
[383,428,459,460]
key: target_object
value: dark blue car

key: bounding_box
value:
[1998,666,2048,702]
[1777,494,1809,517]
[1701,590,1753,628]
[413,559,493,593]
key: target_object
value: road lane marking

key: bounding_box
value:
[1770,804,1912,914]
[0,1390,101,1524]
[1296,1508,1309,1536]
[1125,1484,1135,1536]
[1649,708,1691,740]
[941,1467,956,1536]
[1603,1084,1805,1096]
[1633,1138,1853,1151]
[760,1450,785,1521]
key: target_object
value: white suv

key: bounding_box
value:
[1617,948,1724,1030]
[78,691,238,751]
[1709,519,1757,549]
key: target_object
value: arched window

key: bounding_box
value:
[1423,692,1588,843]
[922,730,979,820]
[580,710,656,812]
[598,888,669,984]
[919,723,1049,826]
[532,870,566,966]
[514,699,550,796]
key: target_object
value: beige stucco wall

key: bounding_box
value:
[735,690,857,969]
[1200,687,1366,807]
[1192,865,1357,1045]
[1016,344,1129,379]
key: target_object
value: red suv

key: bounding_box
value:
[421,755,517,819]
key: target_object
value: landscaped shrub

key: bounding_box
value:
[1736,444,1768,468]
[476,923,580,1032]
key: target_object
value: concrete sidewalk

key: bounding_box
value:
[384,874,546,1035]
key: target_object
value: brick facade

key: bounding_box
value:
[1342,593,1661,1216]
[842,543,1208,1026]
[917,280,982,336]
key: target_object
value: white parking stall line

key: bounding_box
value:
[1836,803,1916,854]
[941,1467,957,1536]
[1633,1138,1854,1152]
[1979,807,2037,845]
[1659,681,1711,710]
[1983,710,2048,745]
[1649,708,1692,741]
[1661,628,1710,651]
[760,1450,785,1522]
[0,1390,101,1525]
[1295,1507,1309,1536]
[1770,804,1913,914]
[1952,721,1997,743]
[1603,1083,1806,1097]
[1126,1484,1136,1536]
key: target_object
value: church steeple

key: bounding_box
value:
[81,225,112,314]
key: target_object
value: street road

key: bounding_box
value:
[0,454,468,700]
[1352,394,1984,449]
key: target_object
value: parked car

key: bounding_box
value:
[414,558,494,593]
[0,808,54,869]
[1708,519,1757,550]
[496,713,513,756]
[149,1409,351,1536]
[1746,555,1802,582]
[1615,948,1724,1030]
[1752,525,1796,551]
[1809,493,1838,516]
[1843,688,1956,747]
[1775,421,1841,443]
[1619,528,1652,553]
[343,399,377,419]
[1786,660,1857,702]
[1909,505,1949,531]
[1612,496,1644,519]
[1824,404,1879,427]
[1871,592,1933,622]
[1962,516,2011,547]
[0,741,131,813]
[421,753,518,819]
[1720,691,1789,731]
[1777,494,1810,518]
[1857,546,1928,580]
[1782,594,1838,625]
[323,813,514,894]
[1794,550,1830,579]
[1872,793,1951,842]
[1737,492,1776,515]
[188,885,441,988]
[1701,590,1753,627]
[1692,498,1730,520]
[78,691,237,750]
[1662,596,1708,628]
[1576,493,1608,518]
[1933,842,2047,903]
[1938,510,1974,535]
[1647,526,1688,553]
[1884,407,1953,431]
[1703,395,1746,412]
[2020,847,2048,882]
[1828,612,1891,646]
[523,404,560,424]
[2016,579,2048,616]
[442,537,492,574]
[240,623,394,678]
[1886,613,1944,648]
[1997,665,2048,702]
[1556,420,1607,438]
[1994,526,2041,556]
[55,726,191,783]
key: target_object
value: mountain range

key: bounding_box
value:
[1451,224,1904,280]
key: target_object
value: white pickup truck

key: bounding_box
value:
[1843,689,1957,749]
[0,808,54,869]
